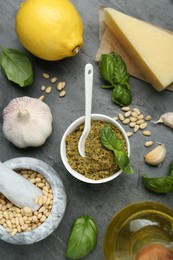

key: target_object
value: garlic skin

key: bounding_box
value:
[155,113,173,129]
[2,96,53,148]
[144,144,166,166]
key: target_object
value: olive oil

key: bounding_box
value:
[104,202,173,260]
[115,210,173,259]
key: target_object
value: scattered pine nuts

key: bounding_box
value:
[143,130,151,136]
[45,86,52,94]
[124,111,131,117]
[59,90,66,97]
[121,106,130,111]
[113,116,118,121]
[38,95,45,101]
[50,77,58,83]
[118,114,125,121]
[43,73,50,79]
[123,118,130,125]
[131,111,138,118]
[129,122,136,128]
[132,108,140,115]
[126,131,133,137]
[57,81,65,91]
[145,141,154,147]
[134,125,140,133]
[41,85,46,92]
[139,122,148,129]
[145,115,152,121]
[0,169,53,237]
[130,117,137,122]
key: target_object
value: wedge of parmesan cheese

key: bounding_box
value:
[104,7,173,91]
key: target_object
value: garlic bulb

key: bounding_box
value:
[155,113,173,129]
[144,144,166,166]
[2,96,53,148]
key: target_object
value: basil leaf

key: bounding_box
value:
[168,161,173,176]
[0,47,33,87]
[114,150,130,171]
[65,215,98,259]
[142,174,173,194]
[112,84,132,106]
[99,54,115,84]
[100,125,133,174]
[110,52,129,85]
[99,125,117,151]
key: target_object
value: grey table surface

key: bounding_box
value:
[0,0,173,259]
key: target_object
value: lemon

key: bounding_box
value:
[15,0,83,61]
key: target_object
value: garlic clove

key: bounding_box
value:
[2,96,53,148]
[155,113,173,129]
[144,143,166,166]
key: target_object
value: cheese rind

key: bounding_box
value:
[104,8,173,91]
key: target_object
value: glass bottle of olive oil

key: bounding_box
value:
[104,202,173,260]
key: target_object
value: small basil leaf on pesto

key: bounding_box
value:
[100,125,133,174]
[65,215,98,259]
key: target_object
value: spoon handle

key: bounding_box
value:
[84,64,93,131]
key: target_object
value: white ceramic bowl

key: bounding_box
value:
[60,114,130,184]
[0,157,67,245]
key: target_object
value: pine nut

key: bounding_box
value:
[43,73,49,79]
[45,86,52,94]
[123,118,130,125]
[140,122,148,129]
[145,115,152,121]
[131,111,138,118]
[118,114,124,121]
[59,90,66,97]
[11,228,17,237]
[41,85,46,91]
[145,141,154,147]
[130,117,137,122]
[50,77,58,83]
[124,111,131,117]
[134,125,140,133]
[136,119,145,125]
[40,215,46,223]
[137,114,144,120]
[133,108,140,115]
[39,206,45,213]
[121,106,130,111]
[38,95,45,101]
[129,122,136,127]
[126,132,133,137]
[57,81,65,91]
[143,130,151,136]
[113,116,118,121]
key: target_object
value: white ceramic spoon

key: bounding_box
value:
[78,63,93,157]
[0,162,43,211]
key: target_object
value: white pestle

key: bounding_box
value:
[0,162,43,211]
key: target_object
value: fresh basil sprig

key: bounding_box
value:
[100,125,133,174]
[0,47,33,87]
[142,160,173,194]
[99,52,132,106]
[65,215,98,259]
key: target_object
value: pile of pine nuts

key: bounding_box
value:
[113,106,153,147]
[39,73,66,101]
[0,169,53,237]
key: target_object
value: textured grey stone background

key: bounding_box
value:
[0,0,173,259]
